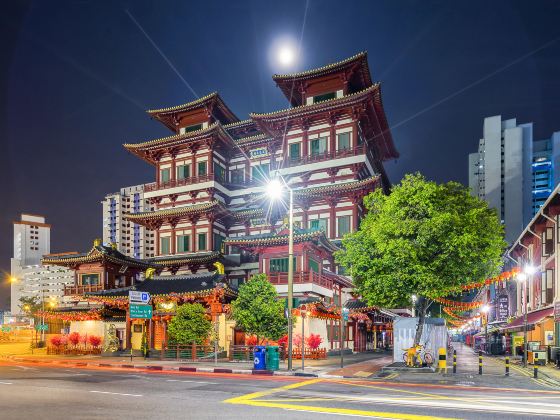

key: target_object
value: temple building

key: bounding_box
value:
[44,52,400,354]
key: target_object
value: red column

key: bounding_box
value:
[302,128,309,158]
[329,202,336,239]
[208,218,214,251]
[171,229,176,255]
[156,163,161,185]
[208,146,214,177]
[329,124,336,156]
[155,230,160,256]
[190,217,197,251]
[170,154,176,182]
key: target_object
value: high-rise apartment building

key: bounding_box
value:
[10,214,74,314]
[469,116,560,244]
[468,116,534,244]
[531,132,560,215]
[101,185,155,259]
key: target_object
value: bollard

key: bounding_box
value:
[534,353,539,379]
[505,356,510,376]
[438,347,447,371]
[478,350,483,375]
[453,349,457,374]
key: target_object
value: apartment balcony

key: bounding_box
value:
[64,284,104,296]
[144,174,217,193]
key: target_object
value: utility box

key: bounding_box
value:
[393,317,448,363]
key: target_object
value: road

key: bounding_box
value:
[1,362,559,419]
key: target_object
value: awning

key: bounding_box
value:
[501,306,554,333]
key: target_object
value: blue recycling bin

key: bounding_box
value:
[253,345,267,370]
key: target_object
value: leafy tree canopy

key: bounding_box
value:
[336,173,506,310]
[231,274,288,342]
[167,303,212,345]
[19,296,41,314]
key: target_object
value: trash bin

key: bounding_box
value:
[266,345,279,371]
[253,345,267,370]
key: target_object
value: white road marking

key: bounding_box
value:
[15,365,37,370]
[166,379,218,385]
[0,381,13,385]
[89,390,142,397]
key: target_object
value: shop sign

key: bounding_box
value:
[130,304,153,319]
[249,147,269,159]
[554,301,560,322]
[496,295,509,322]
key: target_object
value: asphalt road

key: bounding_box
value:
[0,362,559,419]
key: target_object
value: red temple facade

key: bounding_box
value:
[45,52,400,353]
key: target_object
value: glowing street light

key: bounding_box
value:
[9,276,17,283]
[278,45,295,66]
[517,264,538,367]
[267,174,294,371]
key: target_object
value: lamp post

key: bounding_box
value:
[267,175,294,371]
[481,305,490,354]
[411,295,417,317]
[301,305,307,371]
[341,307,349,368]
[517,265,537,367]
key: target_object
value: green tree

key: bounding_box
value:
[336,173,506,345]
[167,303,212,345]
[19,296,41,316]
[231,274,288,343]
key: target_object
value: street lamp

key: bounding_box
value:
[267,174,294,371]
[481,305,490,354]
[300,305,307,371]
[517,264,537,368]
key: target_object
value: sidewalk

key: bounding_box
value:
[0,342,390,378]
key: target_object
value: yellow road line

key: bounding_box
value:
[223,378,321,404]
[224,378,460,419]
[238,400,461,419]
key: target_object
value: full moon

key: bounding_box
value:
[278,45,295,66]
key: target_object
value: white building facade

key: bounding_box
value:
[468,115,534,244]
[101,185,155,259]
[10,214,74,314]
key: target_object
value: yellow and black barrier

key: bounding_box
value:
[453,349,457,374]
[478,350,483,375]
[438,348,447,372]
[505,356,510,376]
[534,353,539,379]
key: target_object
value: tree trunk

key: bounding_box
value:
[413,297,429,346]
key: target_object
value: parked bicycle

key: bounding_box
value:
[402,343,434,367]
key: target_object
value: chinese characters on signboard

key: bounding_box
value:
[497,295,509,322]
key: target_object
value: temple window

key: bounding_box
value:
[308,259,319,273]
[197,161,207,176]
[160,237,170,255]
[312,92,336,103]
[198,233,207,251]
[230,168,244,184]
[251,164,270,182]
[185,123,203,133]
[214,163,225,182]
[160,168,170,183]
[177,164,190,180]
[337,215,351,237]
[80,273,99,286]
[213,233,223,252]
[310,218,328,232]
[177,235,190,253]
[289,142,301,161]
[270,257,296,272]
[310,137,328,156]
[337,132,351,151]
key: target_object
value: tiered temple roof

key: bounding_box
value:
[42,244,154,269]
[223,228,338,252]
[272,51,373,106]
[147,92,239,131]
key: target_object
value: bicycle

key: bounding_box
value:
[402,343,434,367]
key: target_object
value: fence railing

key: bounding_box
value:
[64,284,104,295]
[145,174,217,192]
[160,344,221,361]
[47,345,102,355]
[267,271,333,289]
[285,145,366,167]
[291,348,328,360]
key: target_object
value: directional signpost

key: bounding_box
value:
[129,304,153,319]
[129,291,150,305]
[35,324,48,331]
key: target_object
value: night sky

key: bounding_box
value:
[1,1,559,309]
